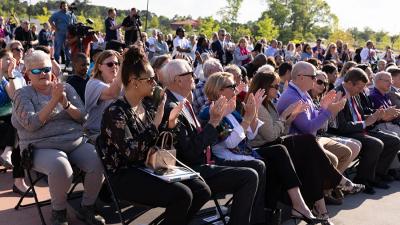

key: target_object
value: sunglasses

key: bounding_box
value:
[269,84,280,90]
[12,47,24,52]
[30,67,52,75]
[222,83,237,90]
[176,71,195,77]
[316,79,328,86]
[137,76,156,84]
[102,61,120,68]
[302,74,316,80]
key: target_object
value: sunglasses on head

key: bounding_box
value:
[223,83,237,90]
[316,79,328,86]
[30,67,52,75]
[12,47,24,52]
[102,61,120,68]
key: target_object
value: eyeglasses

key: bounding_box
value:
[176,71,195,78]
[136,76,156,84]
[12,47,24,52]
[30,67,52,75]
[269,84,280,90]
[222,83,237,90]
[301,74,317,80]
[102,61,120,68]
[316,80,328,86]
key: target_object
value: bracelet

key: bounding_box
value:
[8,77,16,80]
[63,101,71,110]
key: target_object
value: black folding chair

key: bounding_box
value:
[14,144,84,225]
[95,137,164,225]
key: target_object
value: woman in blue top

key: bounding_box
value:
[300,43,313,61]
[199,72,326,224]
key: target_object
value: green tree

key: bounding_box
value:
[328,29,355,47]
[255,16,279,40]
[392,36,400,51]
[218,0,243,35]
[149,16,159,29]
[198,17,220,39]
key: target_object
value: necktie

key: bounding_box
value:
[184,100,214,165]
[351,97,363,122]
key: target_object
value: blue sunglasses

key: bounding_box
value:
[30,67,52,75]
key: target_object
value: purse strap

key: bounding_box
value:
[159,131,174,149]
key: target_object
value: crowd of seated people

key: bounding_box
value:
[1,11,400,225]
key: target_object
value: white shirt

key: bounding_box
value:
[172,36,190,57]
[148,36,157,53]
[360,47,373,63]
[212,113,263,161]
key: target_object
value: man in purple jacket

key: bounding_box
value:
[277,61,345,135]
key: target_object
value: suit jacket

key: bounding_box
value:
[211,40,233,66]
[388,86,400,108]
[162,90,218,167]
[331,85,366,135]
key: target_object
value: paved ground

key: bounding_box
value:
[1,165,400,225]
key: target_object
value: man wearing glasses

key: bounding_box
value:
[277,61,346,135]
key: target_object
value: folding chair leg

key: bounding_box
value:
[27,169,47,225]
[104,175,126,225]
[213,198,227,225]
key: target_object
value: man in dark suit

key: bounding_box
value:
[387,67,400,108]
[160,59,262,225]
[332,68,400,194]
[211,28,233,66]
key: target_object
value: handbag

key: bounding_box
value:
[145,131,176,170]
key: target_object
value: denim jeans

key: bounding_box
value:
[54,32,70,65]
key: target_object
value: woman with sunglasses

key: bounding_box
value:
[6,41,24,73]
[199,72,327,225]
[84,49,122,141]
[248,71,364,224]
[11,50,105,225]
[99,44,211,225]
[300,43,313,61]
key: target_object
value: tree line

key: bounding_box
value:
[1,0,399,50]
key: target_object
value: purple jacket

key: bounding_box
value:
[276,82,332,135]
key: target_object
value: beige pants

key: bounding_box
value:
[317,137,353,173]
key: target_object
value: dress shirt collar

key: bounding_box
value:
[289,81,311,100]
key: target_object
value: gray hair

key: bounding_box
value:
[291,61,316,80]
[256,64,275,74]
[24,50,51,70]
[6,40,22,51]
[374,71,391,82]
[161,59,192,86]
[203,58,223,79]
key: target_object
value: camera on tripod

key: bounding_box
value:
[68,19,95,38]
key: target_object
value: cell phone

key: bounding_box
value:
[152,85,164,106]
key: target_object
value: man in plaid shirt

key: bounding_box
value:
[192,58,223,115]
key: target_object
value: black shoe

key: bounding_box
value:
[370,178,390,189]
[353,177,375,195]
[265,208,281,225]
[377,174,394,182]
[0,156,13,169]
[13,185,34,197]
[291,208,327,224]
[324,194,343,205]
[388,169,400,181]
[52,209,68,225]
[77,204,105,225]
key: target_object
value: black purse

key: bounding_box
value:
[21,144,34,170]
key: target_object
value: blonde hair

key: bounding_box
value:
[204,72,234,101]
[91,50,120,82]
[6,40,22,51]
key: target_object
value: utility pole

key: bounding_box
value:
[145,0,149,31]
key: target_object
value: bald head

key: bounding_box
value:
[291,61,316,81]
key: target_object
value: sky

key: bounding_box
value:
[30,0,400,34]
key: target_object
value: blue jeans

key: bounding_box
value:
[54,32,71,65]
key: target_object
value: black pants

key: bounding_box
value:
[256,144,301,209]
[195,164,258,225]
[215,158,266,224]
[263,134,342,205]
[111,168,211,225]
[0,115,23,178]
[347,130,400,181]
